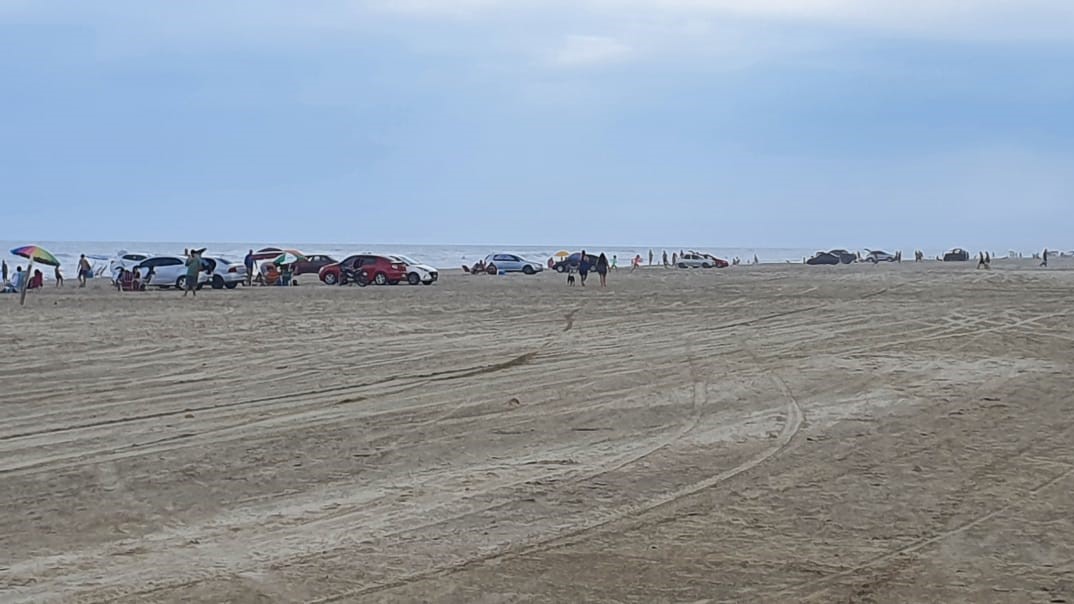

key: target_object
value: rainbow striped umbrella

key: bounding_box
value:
[10,245,60,267]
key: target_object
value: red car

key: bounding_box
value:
[319,254,408,286]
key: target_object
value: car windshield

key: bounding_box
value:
[393,255,418,264]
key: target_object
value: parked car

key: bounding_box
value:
[864,249,896,263]
[483,253,544,275]
[676,252,722,268]
[319,254,408,286]
[108,251,151,279]
[806,251,841,265]
[943,248,970,262]
[828,249,857,264]
[202,257,246,289]
[389,255,439,285]
[135,256,211,289]
[688,251,730,268]
[552,252,587,273]
[249,247,309,264]
[292,254,337,276]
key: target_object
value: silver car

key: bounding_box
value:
[483,253,543,275]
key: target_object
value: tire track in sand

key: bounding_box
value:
[308,307,806,602]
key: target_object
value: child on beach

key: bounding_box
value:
[54,265,63,287]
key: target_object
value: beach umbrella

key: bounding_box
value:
[10,245,60,267]
[553,250,571,259]
[272,251,306,265]
[10,244,60,306]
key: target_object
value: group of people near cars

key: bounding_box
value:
[570,251,611,287]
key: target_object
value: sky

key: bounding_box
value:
[1,0,1072,249]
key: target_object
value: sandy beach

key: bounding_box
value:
[2,259,1072,603]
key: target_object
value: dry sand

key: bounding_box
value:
[1,259,1073,603]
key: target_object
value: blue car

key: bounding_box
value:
[483,253,544,275]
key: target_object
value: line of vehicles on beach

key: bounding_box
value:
[108,248,442,290]
[805,248,973,265]
[104,246,737,290]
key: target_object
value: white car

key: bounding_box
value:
[864,249,896,263]
[390,255,438,285]
[203,257,247,289]
[134,256,211,289]
[109,251,151,281]
[676,253,716,268]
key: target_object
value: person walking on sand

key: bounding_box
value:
[578,250,591,286]
[244,249,255,286]
[611,254,617,271]
[662,250,668,267]
[54,265,63,287]
[596,253,609,287]
[1,259,7,284]
[183,249,201,297]
[649,249,654,266]
[1041,248,1049,267]
[77,254,91,287]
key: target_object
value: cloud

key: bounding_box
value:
[550,35,631,67]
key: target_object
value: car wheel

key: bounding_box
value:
[374,272,388,286]
[224,282,238,289]
[407,273,421,285]
[176,276,186,289]
[555,264,566,273]
[486,264,498,275]
[211,275,224,289]
[355,271,369,287]
[323,273,338,285]
[522,265,535,275]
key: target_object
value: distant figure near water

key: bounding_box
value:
[54,265,63,287]
[1041,248,1049,267]
[596,253,609,287]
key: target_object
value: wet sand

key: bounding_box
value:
[2,259,1073,603]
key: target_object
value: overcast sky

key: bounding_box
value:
[1,1,1071,249]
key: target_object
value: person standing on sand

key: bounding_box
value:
[649,249,653,266]
[77,254,91,287]
[2,260,7,284]
[611,255,617,271]
[1041,248,1049,267]
[662,250,668,267]
[183,249,201,297]
[596,253,609,287]
[578,250,591,286]
[244,249,255,286]
[54,265,63,287]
